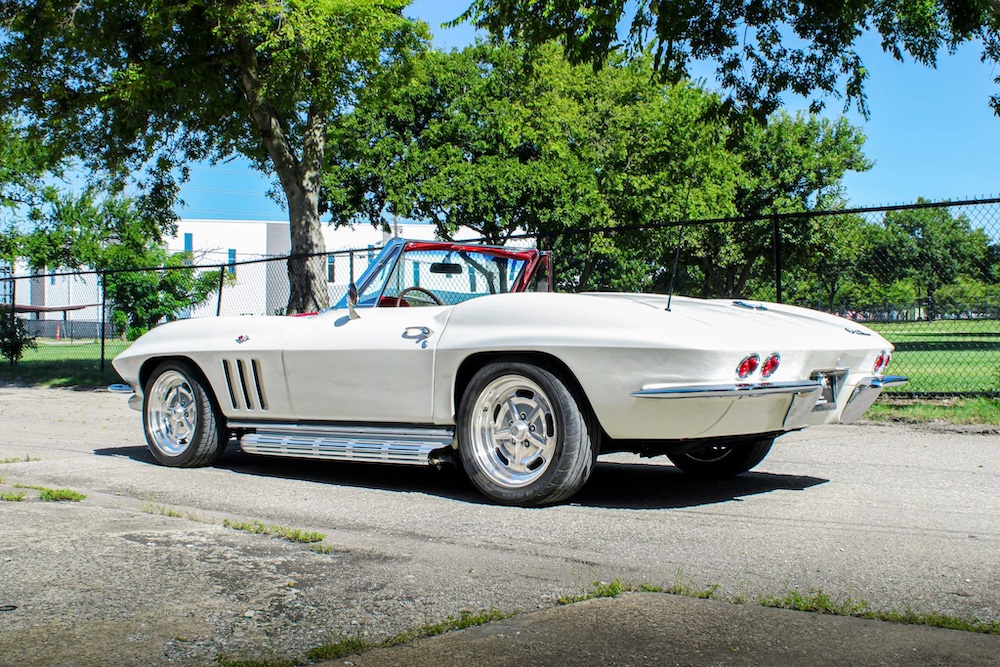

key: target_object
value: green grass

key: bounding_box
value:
[222,518,326,544]
[0,455,39,464]
[868,397,1000,425]
[868,319,1000,394]
[306,636,371,662]
[758,589,1000,634]
[0,491,26,501]
[0,338,129,387]
[381,608,511,648]
[13,484,86,501]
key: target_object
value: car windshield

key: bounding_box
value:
[357,246,529,307]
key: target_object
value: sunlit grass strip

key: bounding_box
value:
[222,518,325,544]
[13,484,86,501]
[0,491,26,501]
[758,589,1000,635]
[382,608,511,648]
[0,455,40,464]
[305,608,511,662]
[868,397,1000,425]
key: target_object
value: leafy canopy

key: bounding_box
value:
[455,0,1000,117]
[0,1,427,312]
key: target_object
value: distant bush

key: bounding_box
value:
[0,306,37,365]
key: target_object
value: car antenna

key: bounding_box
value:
[666,185,692,312]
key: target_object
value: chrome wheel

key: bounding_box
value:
[142,361,225,467]
[468,374,558,489]
[146,370,198,457]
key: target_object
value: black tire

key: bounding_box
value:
[666,436,775,478]
[457,361,599,506]
[142,360,226,467]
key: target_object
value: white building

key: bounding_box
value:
[5,217,483,328]
[172,219,447,317]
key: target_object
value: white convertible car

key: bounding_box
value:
[113,239,906,506]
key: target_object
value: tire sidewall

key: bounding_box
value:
[668,436,775,478]
[458,361,595,506]
[142,360,222,467]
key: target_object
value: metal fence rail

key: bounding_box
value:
[3,196,1000,396]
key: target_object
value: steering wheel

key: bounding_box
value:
[395,286,444,307]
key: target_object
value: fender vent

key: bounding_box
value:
[222,358,269,411]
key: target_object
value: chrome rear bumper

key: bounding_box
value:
[630,380,823,399]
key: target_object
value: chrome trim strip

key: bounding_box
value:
[235,422,455,466]
[840,375,908,424]
[631,379,822,399]
[874,375,909,388]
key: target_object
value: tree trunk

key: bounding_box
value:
[237,38,330,314]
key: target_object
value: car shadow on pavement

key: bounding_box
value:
[573,461,828,510]
[94,443,828,511]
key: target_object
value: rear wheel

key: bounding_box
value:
[666,436,775,478]
[143,361,226,467]
[458,361,598,506]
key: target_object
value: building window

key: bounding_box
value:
[50,269,56,285]
[327,255,335,282]
[184,233,193,253]
[227,249,236,276]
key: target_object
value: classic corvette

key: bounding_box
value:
[112,238,906,506]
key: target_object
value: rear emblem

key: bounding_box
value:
[236,335,250,344]
[844,327,871,336]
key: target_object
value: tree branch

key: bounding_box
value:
[235,36,300,199]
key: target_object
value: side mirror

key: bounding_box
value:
[347,282,360,320]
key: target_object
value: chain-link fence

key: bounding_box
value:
[3,196,1000,395]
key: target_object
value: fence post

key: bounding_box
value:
[7,274,15,367]
[99,271,107,373]
[772,215,783,303]
[216,266,226,317]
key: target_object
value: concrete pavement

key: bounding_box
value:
[339,593,1000,667]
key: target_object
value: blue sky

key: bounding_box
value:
[177,2,1000,221]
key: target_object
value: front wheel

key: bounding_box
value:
[458,361,598,506]
[143,361,226,467]
[666,436,775,478]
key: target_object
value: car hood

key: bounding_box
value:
[576,292,890,351]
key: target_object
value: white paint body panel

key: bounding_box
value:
[113,290,896,442]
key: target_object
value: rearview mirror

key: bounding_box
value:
[430,262,463,275]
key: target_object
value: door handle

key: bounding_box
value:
[403,326,433,339]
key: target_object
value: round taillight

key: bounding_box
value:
[760,353,780,379]
[873,350,888,374]
[737,354,760,379]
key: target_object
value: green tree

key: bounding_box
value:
[0,119,58,211]
[863,202,992,318]
[457,0,1000,117]
[20,190,221,339]
[0,0,426,313]
[675,113,870,299]
[783,212,873,311]
[326,42,740,290]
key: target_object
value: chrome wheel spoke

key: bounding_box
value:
[469,374,558,489]
[147,370,200,457]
